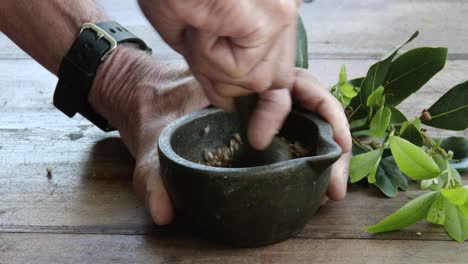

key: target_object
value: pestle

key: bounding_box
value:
[235,95,293,167]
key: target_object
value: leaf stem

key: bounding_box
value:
[445,159,456,189]
[352,136,372,152]
[421,130,449,157]
[350,118,370,132]
[348,104,362,120]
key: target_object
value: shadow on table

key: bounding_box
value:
[81,137,135,182]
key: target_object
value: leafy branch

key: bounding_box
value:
[335,32,467,242]
[295,27,468,241]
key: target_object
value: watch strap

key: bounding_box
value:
[54,21,151,132]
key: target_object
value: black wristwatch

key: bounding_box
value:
[54,21,152,131]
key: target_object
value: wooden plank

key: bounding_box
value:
[2,0,468,59]
[1,58,466,137]
[301,0,468,59]
[1,58,468,110]
[0,58,466,241]
[0,134,466,241]
[1,233,468,264]
[0,178,466,241]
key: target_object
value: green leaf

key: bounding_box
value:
[352,130,373,137]
[389,107,407,124]
[347,77,368,120]
[339,65,347,84]
[351,141,369,156]
[350,149,382,183]
[348,77,365,88]
[295,16,308,69]
[441,186,468,206]
[411,117,422,131]
[333,65,358,107]
[451,165,462,184]
[389,136,440,180]
[433,155,447,172]
[429,178,446,192]
[350,118,367,131]
[375,157,409,197]
[423,81,468,130]
[366,191,439,233]
[428,155,448,191]
[368,158,381,184]
[439,137,468,161]
[400,118,422,134]
[427,195,446,225]
[370,107,392,138]
[400,123,423,147]
[444,202,468,242]
[366,86,385,107]
[421,179,434,190]
[383,47,448,106]
[442,140,467,173]
[459,203,468,218]
[340,83,358,98]
[359,31,419,110]
[428,158,461,191]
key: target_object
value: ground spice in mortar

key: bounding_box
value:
[201,132,310,168]
[277,136,310,158]
[202,133,242,167]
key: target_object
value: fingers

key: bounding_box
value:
[195,74,235,112]
[187,27,296,93]
[292,68,352,153]
[180,0,298,44]
[137,0,186,51]
[327,151,351,201]
[247,89,292,150]
[290,68,351,200]
[133,155,174,226]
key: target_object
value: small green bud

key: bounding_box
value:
[447,150,454,159]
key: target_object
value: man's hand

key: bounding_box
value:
[138,0,300,149]
[89,46,209,224]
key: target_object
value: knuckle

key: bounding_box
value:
[248,74,273,92]
[276,67,296,90]
[261,90,292,117]
[277,0,298,21]
[312,95,327,112]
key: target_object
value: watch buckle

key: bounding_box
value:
[80,22,118,61]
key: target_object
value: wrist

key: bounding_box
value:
[89,44,151,129]
[89,44,209,156]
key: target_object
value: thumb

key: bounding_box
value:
[133,155,174,226]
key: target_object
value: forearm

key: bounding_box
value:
[0,0,107,74]
[0,0,139,122]
[0,0,209,152]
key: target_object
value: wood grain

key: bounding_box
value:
[1,234,468,264]
[1,0,468,262]
[0,56,466,243]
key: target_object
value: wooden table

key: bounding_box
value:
[1,0,467,263]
